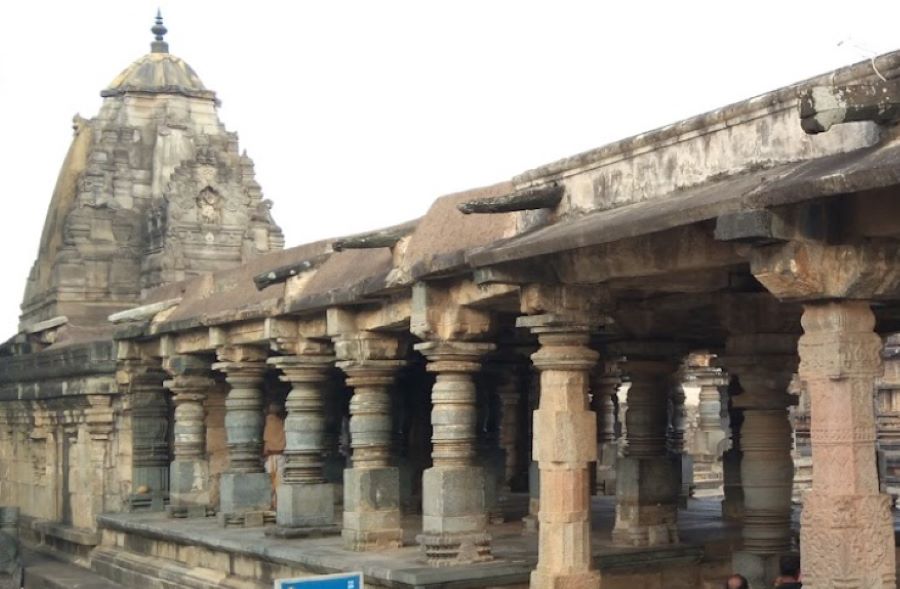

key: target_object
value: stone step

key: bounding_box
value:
[23,549,124,589]
[91,546,265,589]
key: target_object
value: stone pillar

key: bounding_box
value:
[267,342,337,535]
[415,341,495,566]
[722,333,797,586]
[592,361,620,495]
[495,359,524,494]
[213,346,270,526]
[668,380,691,507]
[523,367,541,532]
[721,377,744,521]
[877,334,900,498]
[797,302,895,588]
[517,315,599,589]
[788,374,812,503]
[688,357,728,496]
[118,357,170,511]
[335,333,406,551]
[611,343,681,547]
[85,393,115,526]
[164,354,214,518]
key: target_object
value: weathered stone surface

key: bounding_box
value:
[520,317,600,589]
[276,482,334,528]
[797,302,896,588]
[19,30,283,332]
[415,340,495,566]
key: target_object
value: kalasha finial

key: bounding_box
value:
[150,10,169,53]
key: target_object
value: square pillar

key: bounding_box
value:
[517,314,600,589]
[415,340,496,566]
[797,302,896,587]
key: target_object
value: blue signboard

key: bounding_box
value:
[276,571,363,589]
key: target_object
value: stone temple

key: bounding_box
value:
[2,13,900,589]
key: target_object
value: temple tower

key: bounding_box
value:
[19,13,283,330]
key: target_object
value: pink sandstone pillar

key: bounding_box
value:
[518,315,599,589]
[798,302,896,588]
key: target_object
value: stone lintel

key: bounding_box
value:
[332,330,407,364]
[608,341,687,365]
[472,263,556,287]
[163,354,212,379]
[326,302,412,337]
[750,239,900,301]
[714,210,788,244]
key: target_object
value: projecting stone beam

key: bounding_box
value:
[253,253,330,291]
[457,184,563,214]
[108,298,182,324]
[800,80,900,134]
[331,219,418,251]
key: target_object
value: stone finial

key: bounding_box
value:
[151,10,169,53]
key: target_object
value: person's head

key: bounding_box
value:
[779,554,801,579]
[725,574,749,589]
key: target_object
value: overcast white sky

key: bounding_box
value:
[1,1,899,338]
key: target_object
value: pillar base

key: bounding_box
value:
[420,466,491,565]
[595,441,618,496]
[678,453,693,508]
[276,482,334,528]
[800,492,896,587]
[343,467,402,551]
[732,551,786,589]
[168,460,210,517]
[416,532,492,567]
[219,472,271,525]
[265,524,340,539]
[612,456,679,547]
[167,505,211,518]
[530,569,600,589]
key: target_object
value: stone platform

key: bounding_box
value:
[88,497,741,589]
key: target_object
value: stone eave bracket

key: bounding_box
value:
[800,79,900,134]
[331,218,419,251]
[253,253,331,291]
[457,183,564,214]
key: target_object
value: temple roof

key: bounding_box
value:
[100,12,216,101]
